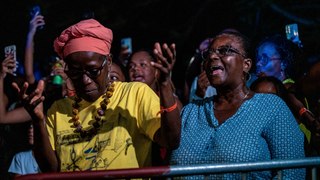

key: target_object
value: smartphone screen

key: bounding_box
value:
[30,5,41,18]
[121,37,132,54]
[30,5,44,30]
[4,45,17,75]
[285,24,300,43]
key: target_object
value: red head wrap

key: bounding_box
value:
[53,19,113,59]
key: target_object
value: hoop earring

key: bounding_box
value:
[244,71,251,81]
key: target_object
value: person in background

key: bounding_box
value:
[0,13,43,179]
[24,9,45,85]
[127,49,183,110]
[255,34,319,152]
[42,59,76,112]
[109,57,127,83]
[250,76,289,99]
[170,30,305,179]
[8,123,40,176]
[184,38,216,104]
[128,49,160,92]
[127,48,183,166]
[250,77,312,147]
[24,12,74,110]
[0,54,31,124]
[0,12,45,123]
[255,34,303,89]
[14,18,181,172]
[296,61,320,120]
[295,61,320,154]
[0,54,32,180]
[250,75,320,179]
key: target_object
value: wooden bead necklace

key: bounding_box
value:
[71,82,115,138]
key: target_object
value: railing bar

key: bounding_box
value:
[169,157,320,176]
[14,157,320,179]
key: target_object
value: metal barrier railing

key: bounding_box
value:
[15,157,320,180]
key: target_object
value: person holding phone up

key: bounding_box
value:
[0,8,44,178]
[24,6,45,84]
[255,34,320,156]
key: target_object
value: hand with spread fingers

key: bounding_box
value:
[150,42,181,150]
[12,80,46,122]
[152,42,176,84]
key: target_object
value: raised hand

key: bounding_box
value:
[152,42,176,84]
[12,80,46,122]
[196,71,210,98]
[1,55,17,78]
[29,14,45,35]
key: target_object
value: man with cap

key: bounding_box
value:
[14,18,181,172]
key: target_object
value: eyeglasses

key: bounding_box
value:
[64,55,111,79]
[201,45,246,60]
[256,54,281,66]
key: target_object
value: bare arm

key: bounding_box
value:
[152,42,181,150]
[12,80,59,172]
[0,56,31,123]
[24,14,45,84]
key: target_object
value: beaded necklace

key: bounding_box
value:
[71,82,115,138]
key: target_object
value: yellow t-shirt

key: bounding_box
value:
[46,82,161,171]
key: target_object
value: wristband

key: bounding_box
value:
[157,102,178,115]
[299,107,314,117]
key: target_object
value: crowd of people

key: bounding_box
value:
[0,10,320,180]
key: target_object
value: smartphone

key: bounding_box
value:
[285,24,301,47]
[30,5,44,30]
[121,37,132,54]
[4,45,17,75]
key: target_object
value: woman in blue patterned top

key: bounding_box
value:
[170,30,305,179]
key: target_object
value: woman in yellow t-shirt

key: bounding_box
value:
[13,18,181,172]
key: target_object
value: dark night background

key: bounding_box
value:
[1,0,320,91]
[0,1,320,179]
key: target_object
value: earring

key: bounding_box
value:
[244,71,251,81]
